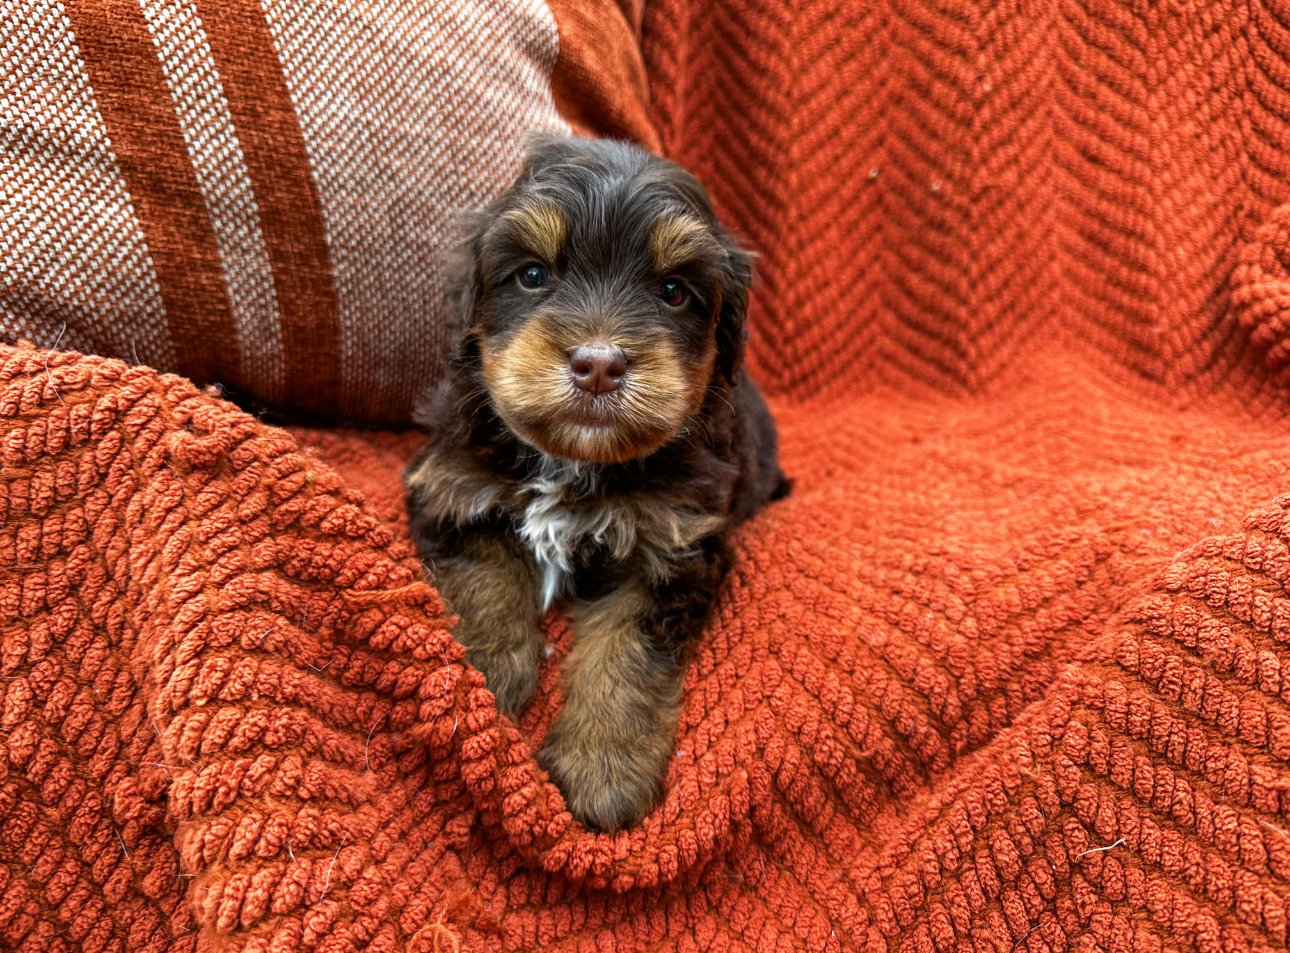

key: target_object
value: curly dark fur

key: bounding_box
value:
[406,136,788,832]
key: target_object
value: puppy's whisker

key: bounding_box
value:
[454,387,490,416]
[707,385,736,415]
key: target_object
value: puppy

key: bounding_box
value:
[406,136,788,832]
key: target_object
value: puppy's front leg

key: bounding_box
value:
[538,582,685,832]
[426,531,544,717]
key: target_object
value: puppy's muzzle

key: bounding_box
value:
[569,342,628,395]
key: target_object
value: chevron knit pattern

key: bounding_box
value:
[641,0,1290,403]
[4,0,1290,950]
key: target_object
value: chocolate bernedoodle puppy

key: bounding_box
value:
[406,136,788,832]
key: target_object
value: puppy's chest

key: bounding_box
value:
[512,459,718,611]
[515,462,633,611]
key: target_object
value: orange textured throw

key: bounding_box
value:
[3,325,1290,951]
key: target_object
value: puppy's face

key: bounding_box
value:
[453,138,752,465]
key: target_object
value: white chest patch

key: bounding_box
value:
[519,479,579,612]
[517,457,629,611]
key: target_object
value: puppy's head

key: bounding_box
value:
[448,136,752,465]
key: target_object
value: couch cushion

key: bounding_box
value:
[0,0,654,424]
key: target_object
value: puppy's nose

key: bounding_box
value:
[569,343,628,394]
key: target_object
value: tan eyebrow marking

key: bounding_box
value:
[650,215,721,273]
[506,202,568,263]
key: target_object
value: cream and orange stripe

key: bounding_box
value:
[63,0,245,387]
[139,0,286,407]
[0,0,174,369]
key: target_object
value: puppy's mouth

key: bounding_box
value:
[479,324,710,465]
[504,374,684,465]
[565,390,626,427]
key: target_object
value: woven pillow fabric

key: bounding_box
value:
[0,0,654,424]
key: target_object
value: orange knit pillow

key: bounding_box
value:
[0,0,655,424]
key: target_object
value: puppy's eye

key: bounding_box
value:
[660,279,689,308]
[517,264,549,290]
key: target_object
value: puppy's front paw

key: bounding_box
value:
[460,634,540,717]
[537,720,668,832]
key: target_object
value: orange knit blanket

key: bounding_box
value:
[2,338,1288,951]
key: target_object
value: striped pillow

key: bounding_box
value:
[0,0,656,423]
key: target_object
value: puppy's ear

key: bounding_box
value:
[715,231,754,385]
[443,133,585,368]
[442,210,489,369]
